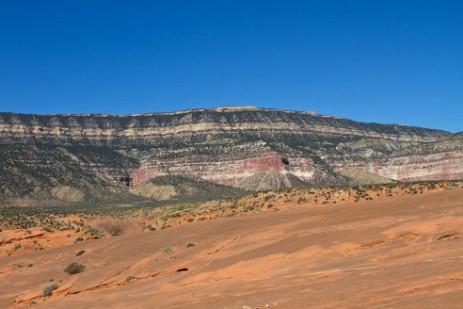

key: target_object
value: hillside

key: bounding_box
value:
[130,175,246,202]
[0,107,462,202]
[0,144,140,205]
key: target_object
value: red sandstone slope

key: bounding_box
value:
[1,189,463,308]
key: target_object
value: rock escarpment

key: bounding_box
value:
[0,106,460,202]
[131,141,346,191]
[329,136,463,182]
[0,107,449,145]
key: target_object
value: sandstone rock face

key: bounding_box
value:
[0,107,461,199]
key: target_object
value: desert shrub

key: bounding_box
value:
[76,250,85,256]
[164,247,174,253]
[186,242,196,248]
[74,236,84,243]
[43,281,58,297]
[264,195,275,201]
[64,263,86,275]
[85,227,106,237]
[168,212,182,219]
[126,275,135,282]
[244,206,254,212]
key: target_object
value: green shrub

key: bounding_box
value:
[64,263,86,275]
[85,227,105,237]
[164,247,175,254]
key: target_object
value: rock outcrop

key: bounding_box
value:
[0,107,460,201]
[0,107,449,146]
[330,136,463,182]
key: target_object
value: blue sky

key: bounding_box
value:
[0,1,462,132]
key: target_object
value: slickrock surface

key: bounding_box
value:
[1,189,462,308]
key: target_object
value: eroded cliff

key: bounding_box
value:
[0,107,460,203]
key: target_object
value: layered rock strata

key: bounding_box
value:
[0,107,461,199]
[0,107,449,146]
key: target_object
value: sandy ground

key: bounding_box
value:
[1,189,463,308]
[0,216,142,257]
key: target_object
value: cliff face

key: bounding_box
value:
[0,107,449,146]
[0,107,460,202]
[329,136,463,182]
[131,141,347,191]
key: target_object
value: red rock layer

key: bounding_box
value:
[131,147,315,188]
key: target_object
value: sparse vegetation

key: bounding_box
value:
[1,179,462,258]
[85,227,106,238]
[164,247,175,254]
[43,281,58,297]
[125,275,135,283]
[64,262,86,275]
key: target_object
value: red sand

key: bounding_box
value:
[1,189,463,308]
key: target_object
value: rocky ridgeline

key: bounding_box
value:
[0,107,449,145]
[0,107,461,203]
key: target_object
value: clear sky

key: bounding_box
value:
[0,1,462,132]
